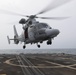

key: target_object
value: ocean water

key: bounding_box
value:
[0,49,76,55]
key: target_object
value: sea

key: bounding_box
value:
[0,49,76,55]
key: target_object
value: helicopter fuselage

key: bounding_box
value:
[7,19,60,49]
[18,22,60,44]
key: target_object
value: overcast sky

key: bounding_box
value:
[0,0,76,49]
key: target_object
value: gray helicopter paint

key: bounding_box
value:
[33,23,49,40]
[45,29,60,38]
[15,21,60,44]
[18,32,25,42]
[28,25,35,41]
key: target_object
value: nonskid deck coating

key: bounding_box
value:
[0,53,76,75]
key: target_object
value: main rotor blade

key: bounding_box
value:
[0,9,29,17]
[37,17,69,20]
[37,0,71,15]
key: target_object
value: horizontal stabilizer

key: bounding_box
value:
[7,36,15,44]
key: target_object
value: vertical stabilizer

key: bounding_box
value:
[7,36,10,44]
[13,25,18,37]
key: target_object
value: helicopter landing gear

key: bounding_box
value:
[37,45,40,48]
[47,40,52,45]
[23,42,26,49]
[23,45,26,49]
[37,43,40,48]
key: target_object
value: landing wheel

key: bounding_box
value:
[47,40,52,45]
[23,45,26,49]
[37,45,40,48]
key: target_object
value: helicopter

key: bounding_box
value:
[6,0,71,49]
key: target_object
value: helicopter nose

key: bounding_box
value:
[53,29,60,35]
[45,29,60,37]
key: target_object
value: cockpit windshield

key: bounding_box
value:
[36,23,48,29]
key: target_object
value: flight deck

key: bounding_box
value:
[0,53,76,75]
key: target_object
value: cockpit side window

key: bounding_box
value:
[36,23,48,29]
